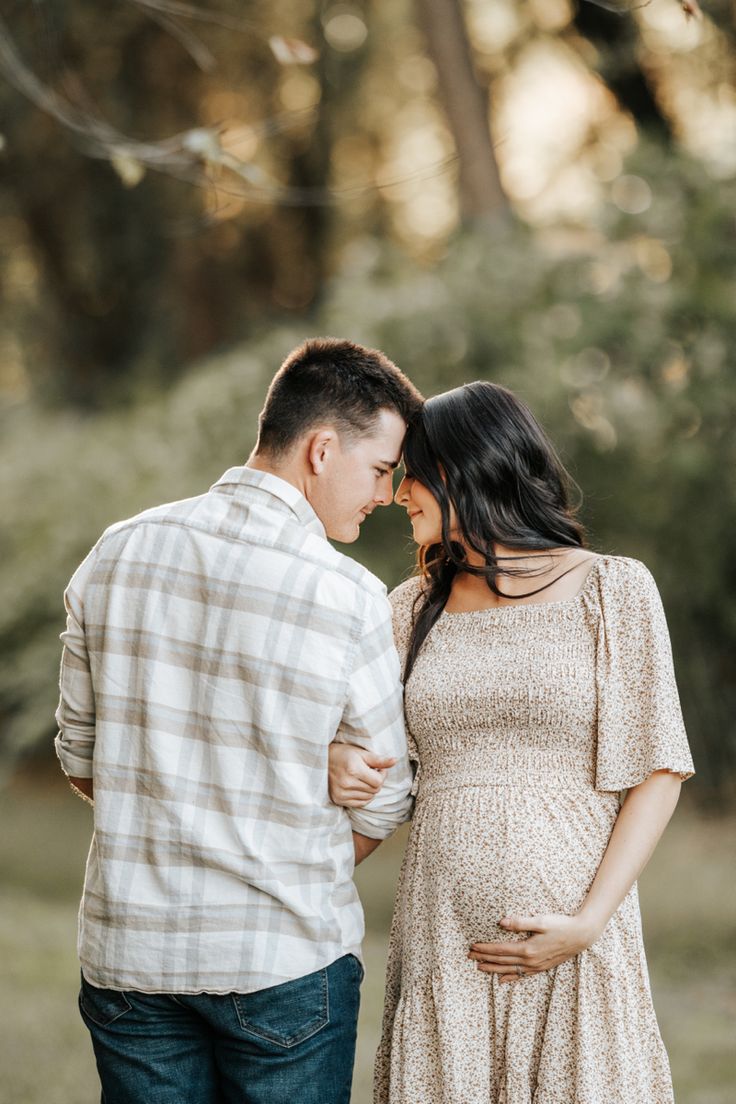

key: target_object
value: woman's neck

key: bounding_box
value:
[462,542,557,572]
[446,544,596,610]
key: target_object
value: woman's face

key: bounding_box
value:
[394,472,445,545]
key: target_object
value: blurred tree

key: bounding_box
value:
[0,1,339,405]
[0,7,205,406]
[570,1,673,141]
[2,0,717,409]
[271,5,372,312]
[414,0,509,221]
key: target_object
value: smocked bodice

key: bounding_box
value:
[390,556,693,797]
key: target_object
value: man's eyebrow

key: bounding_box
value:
[381,459,401,470]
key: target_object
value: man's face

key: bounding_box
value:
[309,409,406,543]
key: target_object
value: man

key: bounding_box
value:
[55,337,423,1104]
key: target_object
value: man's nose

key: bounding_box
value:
[375,471,395,506]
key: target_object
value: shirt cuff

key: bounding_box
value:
[55,733,95,779]
[347,798,413,840]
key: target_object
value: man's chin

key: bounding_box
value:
[327,521,361,544]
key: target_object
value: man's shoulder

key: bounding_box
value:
[88,492,386,607]
[94,494,206,547]
[300,532,387,601]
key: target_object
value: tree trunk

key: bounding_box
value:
[415,0,509,223]
[571,2,673,142]
[276,13,367,312]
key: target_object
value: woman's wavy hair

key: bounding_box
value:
[402,381,585,681]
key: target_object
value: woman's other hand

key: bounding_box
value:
[467,912,602,983]
[469,772,683,982]
[328,743,396,807]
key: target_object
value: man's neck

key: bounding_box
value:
[246,452,308,500]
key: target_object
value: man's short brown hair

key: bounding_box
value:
[255,337,423,457]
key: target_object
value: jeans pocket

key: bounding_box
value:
[79,974,133,1028]
[232,967,329,1048]
[348,954,365,985]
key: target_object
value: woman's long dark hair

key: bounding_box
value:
[403,381,585,681]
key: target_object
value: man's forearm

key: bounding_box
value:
[69,776,94,804]
[353,832,382,865]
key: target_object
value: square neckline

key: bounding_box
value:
[440,554,604,617]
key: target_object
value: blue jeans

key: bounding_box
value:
[79,954,363,1104]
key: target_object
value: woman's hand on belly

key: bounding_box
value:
[467,911,602,983]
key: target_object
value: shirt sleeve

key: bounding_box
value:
[335,588,413,839]
[594,557,695,792]
[54,550,98,779]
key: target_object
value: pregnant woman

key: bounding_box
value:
[330,381,694,1103]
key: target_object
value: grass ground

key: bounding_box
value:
[1,770,734,1104]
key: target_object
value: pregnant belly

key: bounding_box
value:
[409,784,620,944]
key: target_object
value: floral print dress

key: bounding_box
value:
[374,556,694,1104]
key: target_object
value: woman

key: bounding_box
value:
[330,381,694,1103]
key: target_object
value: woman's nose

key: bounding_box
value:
[394,475,410,505]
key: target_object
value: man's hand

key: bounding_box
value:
[328,743,395,807]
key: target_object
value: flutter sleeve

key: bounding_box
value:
[594,557,695,792]
[389,575,423,796]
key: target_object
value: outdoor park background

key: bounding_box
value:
[1,1,735,1101]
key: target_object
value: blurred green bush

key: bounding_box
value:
[2,144,734,793]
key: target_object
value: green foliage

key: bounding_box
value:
[2,143,734,793]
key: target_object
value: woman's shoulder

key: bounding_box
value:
[387,575,423,656]
[388,574,423,615]
[594,553,657,586]
[388,575,424,633]
[591,553,663,610]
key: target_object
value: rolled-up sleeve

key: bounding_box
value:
[55,553,97,778]
[336,591,413,839]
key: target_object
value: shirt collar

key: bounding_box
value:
[210,466,326,539]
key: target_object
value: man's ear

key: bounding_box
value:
[306,427,338,475]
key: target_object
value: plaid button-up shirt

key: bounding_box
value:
[55,467,413,994]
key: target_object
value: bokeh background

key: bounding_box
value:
[1,1,735,1101]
